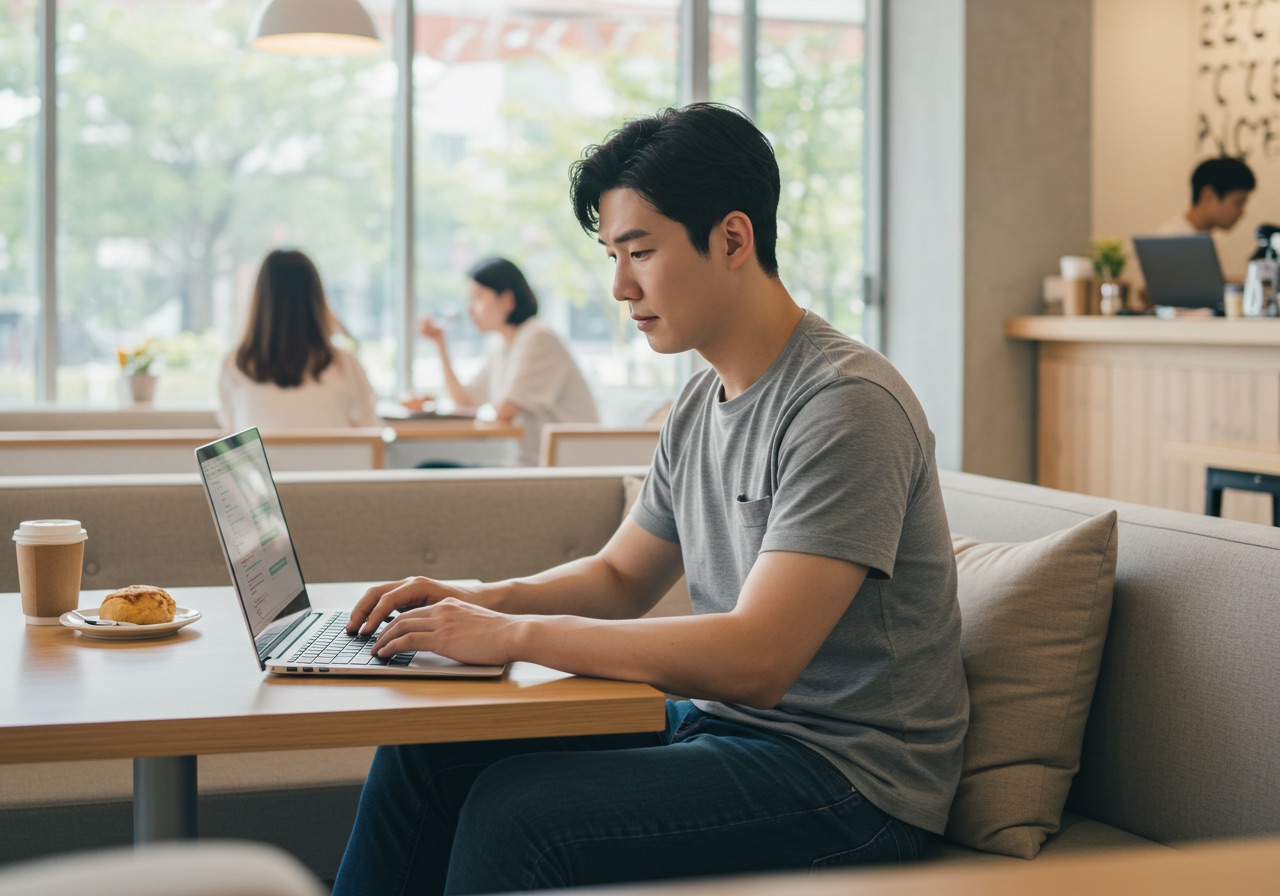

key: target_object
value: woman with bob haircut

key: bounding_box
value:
[217,248,379,431]
[416,256,598,465]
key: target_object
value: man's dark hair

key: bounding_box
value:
[467,256,538,325]
[569,103,781,278]
[1191,156,1256,204]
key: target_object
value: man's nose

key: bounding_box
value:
[612,264,636,303]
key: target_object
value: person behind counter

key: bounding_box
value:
[217,249,380,431]
[1157,155,1256,236]
[414,256,598,465]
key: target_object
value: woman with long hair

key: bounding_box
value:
[217,249,379,431]
[416,256,598,465]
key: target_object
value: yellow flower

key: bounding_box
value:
[117,340,159,375]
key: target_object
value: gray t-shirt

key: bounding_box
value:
[631,311,968,835]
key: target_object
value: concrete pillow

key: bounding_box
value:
[944,510,1118,858]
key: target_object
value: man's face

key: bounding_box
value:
[597,188,729,355]
[1202,187,1251,230]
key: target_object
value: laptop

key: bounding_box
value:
[1132,234,1226,312]
[195,427,505,678]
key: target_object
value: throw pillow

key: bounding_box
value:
[944,509,1118,858]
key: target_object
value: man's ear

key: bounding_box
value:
[720,211,755,270]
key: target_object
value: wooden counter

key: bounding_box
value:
[1006,316,1280,524]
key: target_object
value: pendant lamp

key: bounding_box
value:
[249,0,382,56]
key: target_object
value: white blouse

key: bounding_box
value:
[466,319,598,465]
[216,346,380,432]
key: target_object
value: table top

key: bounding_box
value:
[0,420,523,446]
[1164,441,1280,476]
[566,836,1280,896]
[385,418,523,441]
[0,583,665,765]
[1006,315,1280,346]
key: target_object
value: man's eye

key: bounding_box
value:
[631,250,650,260]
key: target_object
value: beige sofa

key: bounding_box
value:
[1,468,1278,882]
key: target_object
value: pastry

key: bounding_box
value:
[100,585,176,625]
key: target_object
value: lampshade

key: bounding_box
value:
[249,0,382,56]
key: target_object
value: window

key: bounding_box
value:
[1,0,870,418]
[0,0,37,404]
[411,3,681,424]
[54,0,396,404]
[713,1,867,336]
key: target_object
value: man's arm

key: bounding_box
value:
[366,545,868,710]
[347,517,686,631]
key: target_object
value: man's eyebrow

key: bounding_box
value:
[597,228,651,246]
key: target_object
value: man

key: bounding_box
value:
[332,103,968,896]
[1157,155,1256,235]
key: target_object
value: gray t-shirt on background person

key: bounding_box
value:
[631,311,969,835]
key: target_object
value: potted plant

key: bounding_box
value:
[116,340,161,403]
[1090,238,1129,315]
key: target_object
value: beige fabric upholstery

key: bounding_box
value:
[0,841,326,896]
[943,511,1119,858]
[940,470,1280,846]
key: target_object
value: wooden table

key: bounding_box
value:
[1165,441,1280,525]
[0,582,665,842]
[556,835,1280,896]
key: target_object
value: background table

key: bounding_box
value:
[0,582,665,841]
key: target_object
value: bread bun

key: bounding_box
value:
[100,585,176,625]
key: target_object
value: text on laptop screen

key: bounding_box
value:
[199,436,305,636]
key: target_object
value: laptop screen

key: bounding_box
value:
[1132,234,1225,310]
[196,428,310,649]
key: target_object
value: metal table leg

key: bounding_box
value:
[133,755,198,842]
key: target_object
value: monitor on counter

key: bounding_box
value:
[1132,234,1225,313]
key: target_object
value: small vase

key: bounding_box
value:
[1099,280,1124,316]
[126,372,158,403]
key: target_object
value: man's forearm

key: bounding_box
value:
[473,553,661,620]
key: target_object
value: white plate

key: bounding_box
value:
[59,607,202,640]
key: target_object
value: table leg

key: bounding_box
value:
[133,755,197,842]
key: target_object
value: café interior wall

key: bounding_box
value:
[883,0,1091,482]
[1092,0,1280,278]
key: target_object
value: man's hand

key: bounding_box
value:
[370,598,522,667]
[347,576,481,636]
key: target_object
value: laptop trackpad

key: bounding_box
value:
[409,651,506,677]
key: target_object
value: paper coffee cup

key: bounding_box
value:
[1060,255,1093,280]
[13,520,87,626]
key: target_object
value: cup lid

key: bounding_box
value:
[13,520,87,544]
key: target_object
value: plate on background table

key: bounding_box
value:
[59,607,202,640]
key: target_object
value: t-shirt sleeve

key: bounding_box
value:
[501,327,573,414]
[760,378,926,579]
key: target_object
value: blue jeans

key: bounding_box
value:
[332,700,924,895]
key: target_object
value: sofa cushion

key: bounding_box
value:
[944,510,1118,859]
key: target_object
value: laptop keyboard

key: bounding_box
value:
[285,613,414,667]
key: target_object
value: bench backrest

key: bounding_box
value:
[0,468,637,595]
